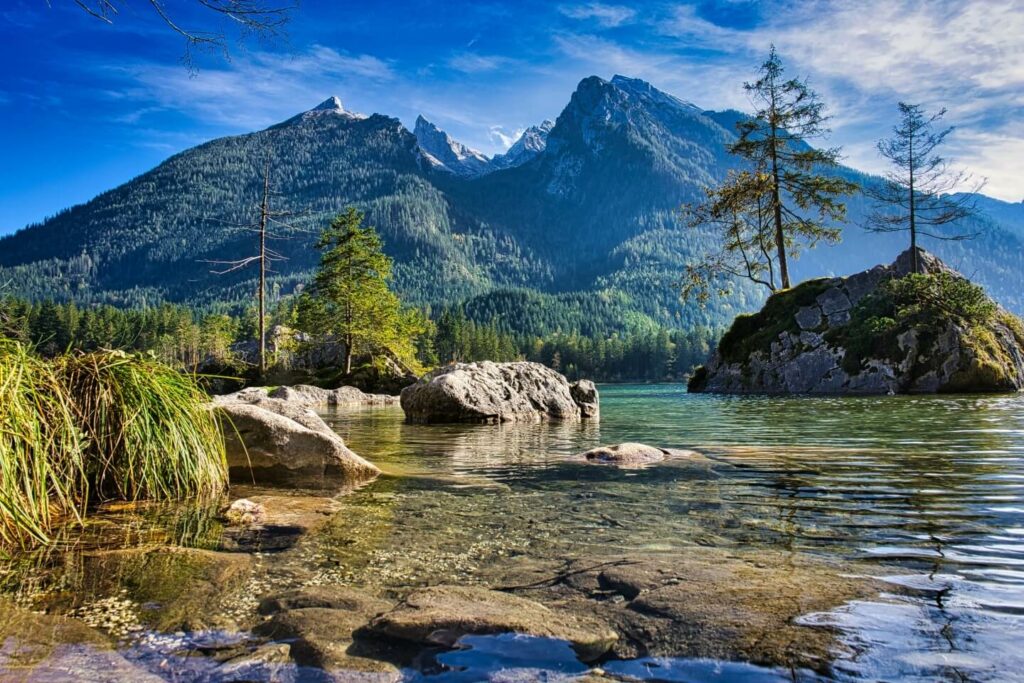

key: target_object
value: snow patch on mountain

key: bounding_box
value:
[493,120,555,169]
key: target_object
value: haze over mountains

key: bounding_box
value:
[2,75,1022,336]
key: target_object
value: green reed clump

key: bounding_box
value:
[0,341,227,548]
[0,339,87,547]
[57,350,227,502]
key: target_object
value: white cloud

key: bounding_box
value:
[489,125,526,149]
[110,45,396,130]
[447,53,513,74]
[652,0,1024,201]
[950,129,1024,202]
[559,3,637,28]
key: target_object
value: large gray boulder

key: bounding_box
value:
[268,384,333,405]
[690,248,1024,395]
[400,361,599,423]
[569,379,600,418]
[215,397,380,487]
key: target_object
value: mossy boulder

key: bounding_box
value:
[690,248,1024,395]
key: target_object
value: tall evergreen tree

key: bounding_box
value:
[864,103,983,273]
[302,208,402,375]
[727,46,857,289]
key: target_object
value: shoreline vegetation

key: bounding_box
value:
[0,338,226,549]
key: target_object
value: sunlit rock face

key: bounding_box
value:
[400,361,600,423]
[214,396,380,486]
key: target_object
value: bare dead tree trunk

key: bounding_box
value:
[258,159,270,377]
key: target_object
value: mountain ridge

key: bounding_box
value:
[2,75,1022,333]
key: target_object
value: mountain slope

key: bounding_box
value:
[2,77,1022,330]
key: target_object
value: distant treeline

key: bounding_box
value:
[429,305,716,382]
[1,295,717,382]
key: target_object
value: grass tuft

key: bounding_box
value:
[0,341,226,548]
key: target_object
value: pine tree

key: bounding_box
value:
[727,46,857,289]
[304,208,402,375]
[864,103,983,273]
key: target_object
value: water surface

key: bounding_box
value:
[3,385,1024,682]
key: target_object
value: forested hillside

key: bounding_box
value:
[2,77,1022,335]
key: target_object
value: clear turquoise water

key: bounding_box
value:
[319,385,1024,682]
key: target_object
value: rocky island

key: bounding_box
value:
[690,248,1024,395]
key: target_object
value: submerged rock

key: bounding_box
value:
[254,587,400,679]
[78,547,252,632]
[224,498,267,526]
[215,398,380,487]
[368,585,617,662]
[578,443,704,467]
[541,549,885,673]
[217,643,292,680]
[0,599,164,682]
[691,248,1024,395]
[258,586,389,616]
[400,361,599,424]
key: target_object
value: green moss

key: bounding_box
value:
[1000,311,1024,347]
[828,273,1001,378]
[942,323,1021,393]
[716,278,834,364]
[715,269,1010,388]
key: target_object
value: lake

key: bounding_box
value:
[3,384,1024,682]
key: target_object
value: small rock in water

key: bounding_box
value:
[225,499,267,526]
[578,443,703,468]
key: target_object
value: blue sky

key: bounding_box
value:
[1,0,1021,235]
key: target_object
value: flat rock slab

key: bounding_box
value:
[254,587,401,680]
[266,385,400,407]
[543,549,886,672]
[368,585,617,662]
[219,492,345,552]
[578,443,707,468]
[400,361,598,424]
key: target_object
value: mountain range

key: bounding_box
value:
[2,75,1022,337]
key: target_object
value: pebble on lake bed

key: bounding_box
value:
[71,591,143,639]
[224,499,267,526]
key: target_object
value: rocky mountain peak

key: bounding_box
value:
[313,96,345,112]
[286,95,367,125]
[492,120,556,169]
[413,116,492,177]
